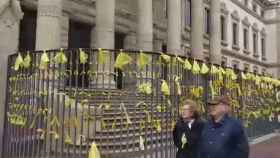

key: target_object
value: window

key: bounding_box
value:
[261,37,266,60]
[253,4,257,13]
[244,0,248,6]
[221,16,226,41]
[185,0,191,27]
[261,10,265,17]
[253,32,258,56]
[243,28,248,50]
[232,23,238,46]
[68,20,92,87]
[205,8,210,34]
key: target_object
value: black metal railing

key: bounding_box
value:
[2,48,280,158]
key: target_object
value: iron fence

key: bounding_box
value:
[2,48,280,158]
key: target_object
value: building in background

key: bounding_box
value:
[1,0,280,77]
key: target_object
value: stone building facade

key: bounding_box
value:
[0,0,280,156]
[1,0,280,76]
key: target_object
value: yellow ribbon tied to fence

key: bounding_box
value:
[209,80,217,98]
[225,68,237,80]
[276,91,280,103]
[88,142,101,158]
[39,51,50,70]
[139,136,145,150]
[176,56,185,64]
[98,48,108,65]
[23,52,32,68]
[138,82,152,95]
[241,72,247,80]
[200,63,209,74]
[80,48,88,64]
[210,65,219,74]
[14,52,32,70]
[184,59,192,70]
[160,53,171,64]
[120,103,132,127]
[114,51,132,70]
[14,53,24,71]
[174,76,182,95]
[139,51,151,70]
[218,67,225,80]
[161,80,170,96]
[192,60,200,74]
[54,49,67,64]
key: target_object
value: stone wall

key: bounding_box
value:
[0,1,23,157]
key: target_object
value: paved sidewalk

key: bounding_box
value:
[250,136,280,158]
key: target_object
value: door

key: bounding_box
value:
[114,33,126,89]
[18,8,37,52]
[67,20,92,87]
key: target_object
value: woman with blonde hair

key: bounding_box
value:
[173,99,205,158]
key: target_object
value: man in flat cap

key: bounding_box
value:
[199,95,249,158]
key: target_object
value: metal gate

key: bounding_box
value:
[2,49,280,158]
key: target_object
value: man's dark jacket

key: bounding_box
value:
[173,118,205,158]
[199,114,249,158]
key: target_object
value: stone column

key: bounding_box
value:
[277,8,280,78]
[96,0,115,49]
[137,0,153,51]
[191,0,204,60]
[167,0,182,55]
[0,1,23,156]
[95,0,115,89]
[136,0,153,88]
[36,0,62,50]
[124,32,137,50]
[122,32,137,91]
[210,0,221,64]
[36,1,64,154]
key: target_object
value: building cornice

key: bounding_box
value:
[265,18,280,24]
[230,0,266,23]
[221,48,278,68]
[261,0,280,9]
[269,63,280,67]
[253,0,266,8]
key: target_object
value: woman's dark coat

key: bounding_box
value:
[173,118,205,158]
